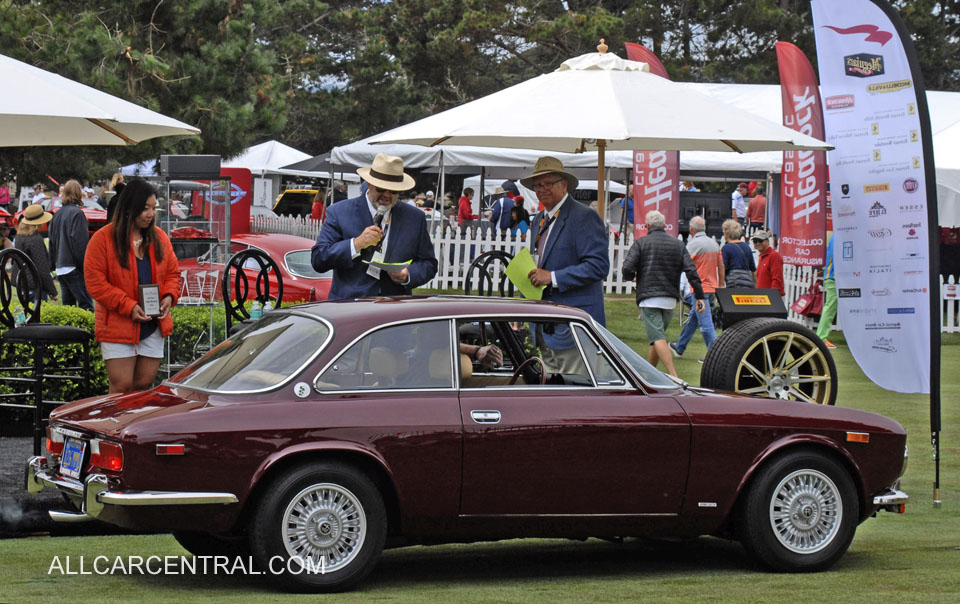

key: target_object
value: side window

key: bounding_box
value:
[316,320,453,391]
[457,318,593,387]
[573,325,627,387]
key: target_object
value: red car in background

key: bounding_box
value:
[13,196,108,234]
[175,232,331,304]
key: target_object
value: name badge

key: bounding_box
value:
[371,251,385,263]
[139,284,161,317]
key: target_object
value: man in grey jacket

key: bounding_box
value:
[48,179,94,311]
[621,210,704,377]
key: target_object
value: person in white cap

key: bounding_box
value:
[312,153,438,299]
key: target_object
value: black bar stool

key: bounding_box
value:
[222,248,284,335]
[0,249,93,455]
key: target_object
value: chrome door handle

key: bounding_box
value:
[470,410,501,424]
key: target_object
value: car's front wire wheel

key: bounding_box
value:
[739,450,858,572]
[249,462,386,592]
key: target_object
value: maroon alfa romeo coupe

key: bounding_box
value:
[26,297,908,592]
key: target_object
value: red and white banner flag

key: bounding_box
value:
[776,41,828,265]
[625,43,679,238]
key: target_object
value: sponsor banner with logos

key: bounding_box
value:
[625,43,679,239]
[812,0,931,393]
[776,42,828,266]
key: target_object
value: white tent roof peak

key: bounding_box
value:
[557,52,649,73]
[222,140,311,175]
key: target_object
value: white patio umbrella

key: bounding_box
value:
[371,44,831,217]
[0,53,199,147]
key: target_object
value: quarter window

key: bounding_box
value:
[316,321,454,391]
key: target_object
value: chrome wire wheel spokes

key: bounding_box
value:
[734,330,833,404]
[769,469,842,554]
[282,483,367,573]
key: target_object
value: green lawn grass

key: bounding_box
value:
[1,294,957,602]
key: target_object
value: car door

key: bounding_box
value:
[458,319,691,516]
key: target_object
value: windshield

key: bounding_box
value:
[168,312,331,393]
[593,322,678,389]
[285,250,331,279]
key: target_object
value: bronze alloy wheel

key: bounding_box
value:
[701,318,838,405]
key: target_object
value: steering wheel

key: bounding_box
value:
[508,356,547,386]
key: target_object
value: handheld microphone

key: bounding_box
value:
[373,205,387,227]
[372,206,388,252]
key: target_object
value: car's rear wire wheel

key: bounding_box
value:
[249,462,386,592]
[700,318,837,405]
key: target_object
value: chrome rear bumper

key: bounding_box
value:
[25,456,238,522]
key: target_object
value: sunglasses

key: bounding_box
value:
[370,185,399,194]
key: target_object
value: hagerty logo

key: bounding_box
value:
[872,337,897,353]
[868,201,887,217]
[845,54,884,77]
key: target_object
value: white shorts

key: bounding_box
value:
[100,329,165,360]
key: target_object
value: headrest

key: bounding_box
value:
[428,348,452,382]
[369,347,409,380]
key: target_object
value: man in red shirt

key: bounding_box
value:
[752,230,784,295]
[747,185,766,229]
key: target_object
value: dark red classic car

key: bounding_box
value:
[26,297,908,592]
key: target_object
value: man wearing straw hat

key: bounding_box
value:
[523,156,609,373]
[312,153,438,299]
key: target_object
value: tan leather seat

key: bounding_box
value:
[369,347,409,384]
[428,348,452,384]
[460,353,473,381]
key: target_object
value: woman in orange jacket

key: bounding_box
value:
[85,179,180,393]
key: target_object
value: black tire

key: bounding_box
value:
[700,318,837,405]
[249,462,387,593]
[173,531,249,559]
[739,450,859,572]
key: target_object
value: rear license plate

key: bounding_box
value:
[60,438,86,479]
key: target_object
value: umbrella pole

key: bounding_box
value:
[597,139,606,220]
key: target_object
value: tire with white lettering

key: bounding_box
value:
[738,449,858,571]
[249,462,386,593]
[700,318,837,405]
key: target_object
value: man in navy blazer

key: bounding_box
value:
[524,157,610,373]
[312,153,438,299]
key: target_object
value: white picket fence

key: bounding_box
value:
[252,215,960,332]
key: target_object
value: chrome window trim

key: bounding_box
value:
[310,311,669,394]
[572,324,629,388]
[163,310,334,396]
[314,318,457,393]
[591,317,678,392]
[283,249,329,280]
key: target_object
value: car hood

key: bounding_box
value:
[678,386,905,434]
[50,386,209,438]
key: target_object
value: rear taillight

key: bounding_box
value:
[90,440,123,472]
[46,426,64,456]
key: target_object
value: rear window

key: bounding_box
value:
[168,312,331,393]
[285,250,330,279]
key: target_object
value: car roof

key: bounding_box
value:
[232,232,315,252]
[289,295,590,326]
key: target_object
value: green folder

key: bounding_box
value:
[505,248,546,300]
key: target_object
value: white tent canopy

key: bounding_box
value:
[0,53,199,147]
[222,140,311,176]
[332,83,960,225]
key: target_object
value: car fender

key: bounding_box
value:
[246,440,398,503]
[733,433,864,512]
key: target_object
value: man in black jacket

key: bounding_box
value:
[621,210,704,377]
